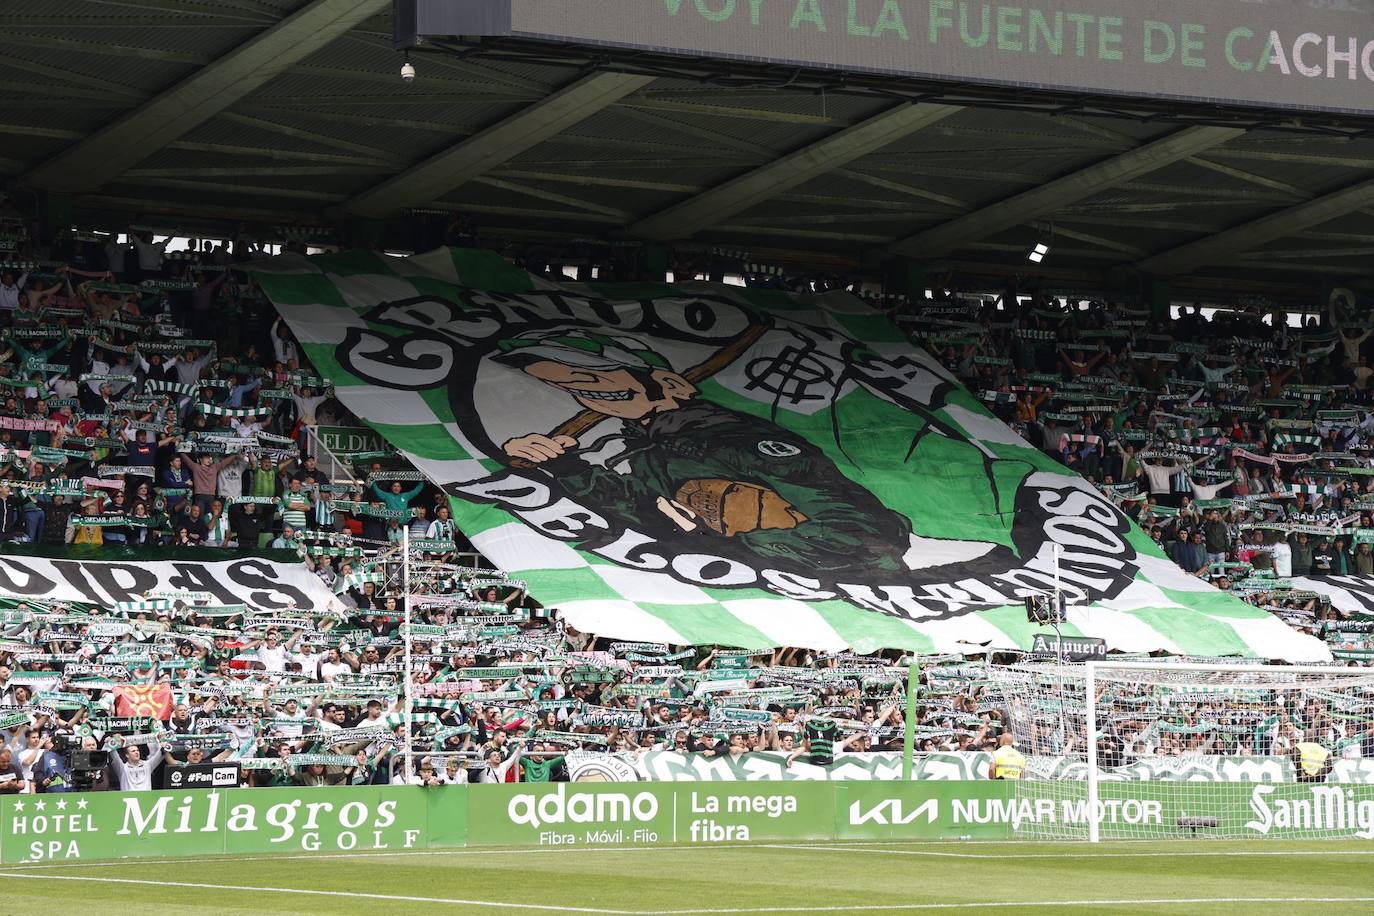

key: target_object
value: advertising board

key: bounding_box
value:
[403,0,1374,116]
[1,781,1370,864]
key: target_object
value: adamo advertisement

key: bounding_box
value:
[467,783,834,846]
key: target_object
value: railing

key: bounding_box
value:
[301,422,362,488]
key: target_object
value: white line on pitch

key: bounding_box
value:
[0,843,782,870]
[0,872,633,913]
[646,898,1374,914]
[755,843,1374,860]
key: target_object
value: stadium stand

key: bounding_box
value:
[0,194,1368,797]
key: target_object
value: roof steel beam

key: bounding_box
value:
[889,125,1244,258]
[23,0,389,193]
[629,103,961,241]
[1137,176,1374,276]
[344,72,654,218]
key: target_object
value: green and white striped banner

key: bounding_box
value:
[250,248,1329,662]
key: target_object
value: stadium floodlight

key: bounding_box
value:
[1028,243,1049,263]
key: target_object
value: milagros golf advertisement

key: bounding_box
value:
[4,782,1373,862]
[253,248,1326,660]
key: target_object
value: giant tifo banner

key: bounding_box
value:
[253,248,1326,660]
[1294,575,1374,618]
[0,555,338,611]
[402,0,1374,116]
[6,782,1374,863]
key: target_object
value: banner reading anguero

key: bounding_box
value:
[253,248,1327,660]
[0,555,339,611]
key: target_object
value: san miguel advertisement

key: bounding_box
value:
[408,0,1374,116]
[3,782,1372,863]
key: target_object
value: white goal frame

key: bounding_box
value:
[1083,661,1370,843]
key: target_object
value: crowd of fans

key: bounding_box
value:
[0,217,1367,794]
[917,290,1374,665]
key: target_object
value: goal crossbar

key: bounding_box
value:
[1002,661,1374,843]
[1085,662,1367,675]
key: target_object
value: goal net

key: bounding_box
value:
[987,662,1374,842]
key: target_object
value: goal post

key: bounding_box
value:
[988,660,1374,842]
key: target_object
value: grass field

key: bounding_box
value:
[0,840,1369,915]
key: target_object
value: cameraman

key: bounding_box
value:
[55,735,111,792]
[31,738,73,793]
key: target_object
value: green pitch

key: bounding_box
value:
[0,840,1370,914]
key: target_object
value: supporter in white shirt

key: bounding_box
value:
[1269,538,1293,577]
[17,729,44,791]
[271,318,300,365]
[109,742,163,792]
[319,647,355,682]
[217,454,248,499]
[290,643,320,680]
[0,270,27,312]
[315,703,348,732]
[397,758,444,786]
[132,232,171,274]
[292,387,327,425]
[474,745,523,784]
[442,757,470,784]
[254,631,290,674]
[426,506,457,542]
[166,348,215,387]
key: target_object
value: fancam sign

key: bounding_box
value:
[166,763,242,790]
[401,0,1374,116]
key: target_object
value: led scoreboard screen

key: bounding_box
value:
[400,0,1374,117]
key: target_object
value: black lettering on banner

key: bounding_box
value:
[48,560,107,604]
[337,327,454,391]
[518,499,610,540]
[226,559,310,610]
[350,283,1153,626]
[592,530,669,571]
[82,563,159,605]
[0,558,55,597]
[1323,576,1374,615]
[454,474,552,510]
[167,563,242,606]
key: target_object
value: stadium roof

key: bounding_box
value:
[6,0,1374,295]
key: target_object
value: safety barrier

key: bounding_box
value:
[5,781,1373,864]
